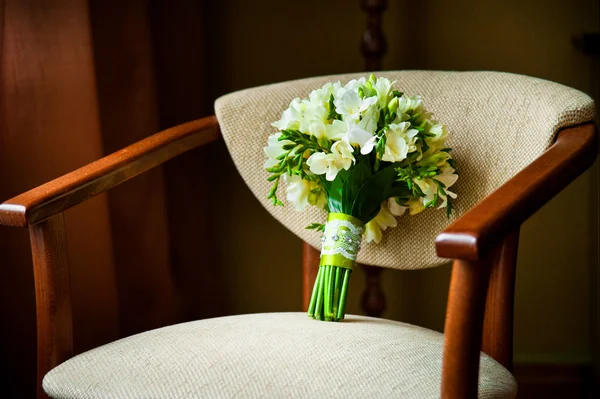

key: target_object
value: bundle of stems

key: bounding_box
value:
[307,265,352,321]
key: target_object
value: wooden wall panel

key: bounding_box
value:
[149,0,230,320]
[89,0,177,337]
[0,0,119,395]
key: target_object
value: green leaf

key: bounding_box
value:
[320,170,348,214]
[446,195,454,218]
[306,223,326,232]
[351,165,398,223]
[342,154,372,215]
[327,94,342,121]
[447,158,458,171]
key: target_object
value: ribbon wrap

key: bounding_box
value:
[319,213,364,270]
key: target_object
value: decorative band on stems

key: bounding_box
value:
[319,213,364,270]
[308,213,364,321]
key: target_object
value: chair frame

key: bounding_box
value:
[0,115,596,399]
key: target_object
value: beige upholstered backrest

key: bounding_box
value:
[215,71,595,270]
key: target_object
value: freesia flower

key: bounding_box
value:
[272,98,305,131]
[284,175,326,211]
[331,140,355,168]
[309,119,346,141]
[263,132,294,168]
[344,107,379,153]
[413,163,458,209]
[334,89,377,122]
[374,77,395,108]
[309,81,342,107]
[364,201,398,243]
[407,198,425,215]
[306,140,354,181]
[388,197,407,217]
[381,122,419,162]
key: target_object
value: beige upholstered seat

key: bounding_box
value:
[44,313,516,398]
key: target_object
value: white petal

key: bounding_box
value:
[347,127,373,147]
[435,172,458,189]
[364,221,382,243]
[325,163,339,181]
[361,136,378,155]
[306,153,329,175]
[388,198,407,216]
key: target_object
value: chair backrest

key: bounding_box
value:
[215,71,595,270]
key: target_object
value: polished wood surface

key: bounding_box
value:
[360,264,386,317]
[439,123,597,397]
[441,254,495,399]
[1,117,221,398]
[29,214,73,399]
[89,0,179,337]
[361,0,388,71]
[0,1,119,395]
[436,122,598,261]
[0,116,221,228]
[302,242,320,312]
[482,230,520,370]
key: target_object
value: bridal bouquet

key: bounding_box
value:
[264,75,458,321]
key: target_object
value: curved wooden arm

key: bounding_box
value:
[0,116,221,228]
[436,122,598,261]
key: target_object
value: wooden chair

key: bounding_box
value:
[0,71,596,399]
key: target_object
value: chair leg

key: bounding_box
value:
[361,264,386,317]
[29,213,73,399]
[482,230,520,371]
[441,253,496,399]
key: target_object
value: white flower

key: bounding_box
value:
[364,202,398,243]
[397,94,422,115]
[306,153,338,181]
[309,81,342,107]
[346,126,374,152]
[331,140,355,169]
[435,163,458,189]
[344,107,380,154]
[334,90,377,122]
[272,98,304,131]
[374,77,395,108]
[284,175,326,211]
[306,140,354,181]
[412,163,458,210]
[340,77,367,94]
[407,198,425,216]
[423,123,448,154]
[360,135,378,155]
[302,101,328,127]
[381,122,419,162]
[309,119,346,141]
[388,197,407,216]
[435,164,458,208]
[264,132,294,168]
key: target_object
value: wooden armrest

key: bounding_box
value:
[0,116,221,227]
[435,122,597,261]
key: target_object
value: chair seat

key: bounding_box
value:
[44,312,516,398]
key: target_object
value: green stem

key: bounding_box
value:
[324,266,332,321]
[328,266,336,320]
[307,267,321,318]
[314,267,324,321]
[332,267,340,319]
[337,268,351,320]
